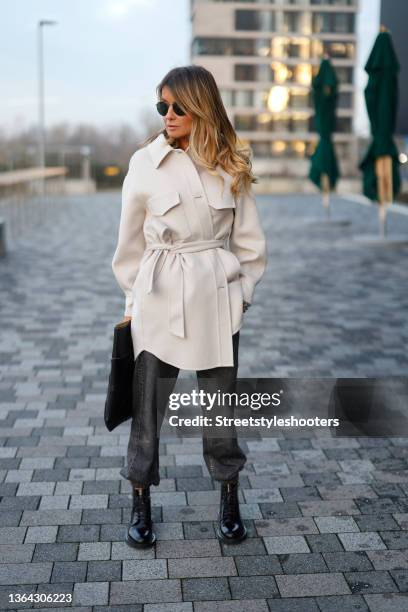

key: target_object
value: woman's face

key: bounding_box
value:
[160,85,192,140]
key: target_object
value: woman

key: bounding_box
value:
[111,65,267,548]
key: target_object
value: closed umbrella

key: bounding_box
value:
[309,57,340,219]
[360,28,401,236]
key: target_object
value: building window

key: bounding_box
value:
[337,92,352,109]
[336,67,353,84]
[312,12,355,34]
[235,65,256,81]
[235,10,275,32]
[283,12,301,33]
[234,112,351,134]
[311,0,355,5]
[311,39,355,59]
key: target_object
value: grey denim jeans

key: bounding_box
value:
[120,331,246,486]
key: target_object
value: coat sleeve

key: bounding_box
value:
[111,155,147,317]
[229,185,267,305]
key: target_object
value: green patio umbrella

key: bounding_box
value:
[309,58,340,218]
[360,29,401,236]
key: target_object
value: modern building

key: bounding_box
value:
[190,0,359,183]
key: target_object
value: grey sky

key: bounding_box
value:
[1,0,380,136]
[1,0,190,134]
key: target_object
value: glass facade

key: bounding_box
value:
[192,37,355,59]
[191,0,357,167]
[220,87,352,111]
[234,113,352,134]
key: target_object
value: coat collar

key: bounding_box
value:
[146,132,233,197]
[147,132,174,169]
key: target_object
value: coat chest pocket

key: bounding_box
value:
[146,190,190,238]
[208,190,236,211]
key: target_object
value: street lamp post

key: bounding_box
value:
[37,19,57,197]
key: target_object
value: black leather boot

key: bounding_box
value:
[125,486,156,548]
[217,479,247,544]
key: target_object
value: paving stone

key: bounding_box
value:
[221,537,266,556]
[380,531,408,550]
[263,536,310,554]
[156,539,221,559]
[122,559,168,580]
[323,551,374,572]
[51,561,87,583]
[299,500,360,516]
[77,542,111,560]
[367,550,408,570]
[235,554,282,576]
[183,521,216,540]
[194,600,269,612]
[17,482,55,496]
[363,593,408,612]
[393,513,408,530]
[169,556,236,578]
[32,543,78,561]
[344,570,398,594]
[266,598,320,612]
[0,526,26,544]
[243,488,283,503]
[0,543,34,563]
[175,477,213,491]
[305,534,344,553]
[229,575,279,599]
[20,509,82,526]
[87,560,122,582]
[390,570,408,592]
[81,508,122,524]
[39,495,70,510]
[255,517,318,537]
[111,541,155,560]
[24,525,58,544]
[338,532,386,552]
[0,584,37,610]
[181,577,230,601]
[69,494,108,509]
[279,552,328,574]
[276,572,351,597]
[314,516,359,533]
[0,562,52,585]
[57,524,100,543]
[280,486,320,502]
[315,594,369,611]
[355,513,400,532]
[153,521,184,540]
[259,502,301,519]
[144,604,193,612]
[73,581,109,606]
[0,509,21,526]
[317,484,377,500]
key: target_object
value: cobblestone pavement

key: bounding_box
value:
[0,192,408,611]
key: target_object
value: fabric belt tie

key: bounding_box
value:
[145,239,226,339]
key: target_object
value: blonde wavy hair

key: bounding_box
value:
[140,65,258,197]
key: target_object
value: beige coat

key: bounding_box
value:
[111,132,267,370]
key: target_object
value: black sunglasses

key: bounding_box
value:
[156,100,186,117]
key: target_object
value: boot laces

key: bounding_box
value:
[132,488,149,522]
[222,482,238,521]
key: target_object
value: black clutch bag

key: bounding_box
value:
[104,319,135,431]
